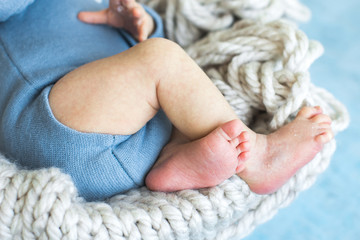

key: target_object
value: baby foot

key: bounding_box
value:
[238,106,333,194]
[78,0,154,41]
[145,119,250,192]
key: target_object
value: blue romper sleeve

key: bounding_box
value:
[0,0,36,22]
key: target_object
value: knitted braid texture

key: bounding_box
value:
[0,0,349,239]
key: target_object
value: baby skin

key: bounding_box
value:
[60,0,334,196]
[78,0,154,41]
[146,107,332,194]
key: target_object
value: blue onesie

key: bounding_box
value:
[0,0,172,201]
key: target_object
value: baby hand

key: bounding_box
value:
[78,0,154,42]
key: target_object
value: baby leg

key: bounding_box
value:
[49,38,250,191]
[49,38,242,138]
[49,38,333,194]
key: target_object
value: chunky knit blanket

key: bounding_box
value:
[0,0,349,239]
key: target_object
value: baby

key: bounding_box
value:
[0,0,333,201]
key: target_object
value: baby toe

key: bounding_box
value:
[232,131,249,148]
[238,141,250,152]
[297,106,322,119]
[317,122,332,130]
[219,119,243,141]
[239,131,249,142]
[315,130,333,144]
[239,150,250,161]
[236,163,246,173]
[236,151,250,173]
[311,113,332,124]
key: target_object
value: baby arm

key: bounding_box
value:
[78,0,154,42]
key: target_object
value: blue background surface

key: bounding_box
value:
[242,1,360,240]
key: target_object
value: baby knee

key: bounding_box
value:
[144,38,182,50]
[140,38,187,65]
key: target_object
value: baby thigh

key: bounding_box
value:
[48,39,169,137]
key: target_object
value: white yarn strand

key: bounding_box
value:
[0,0,350,239]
